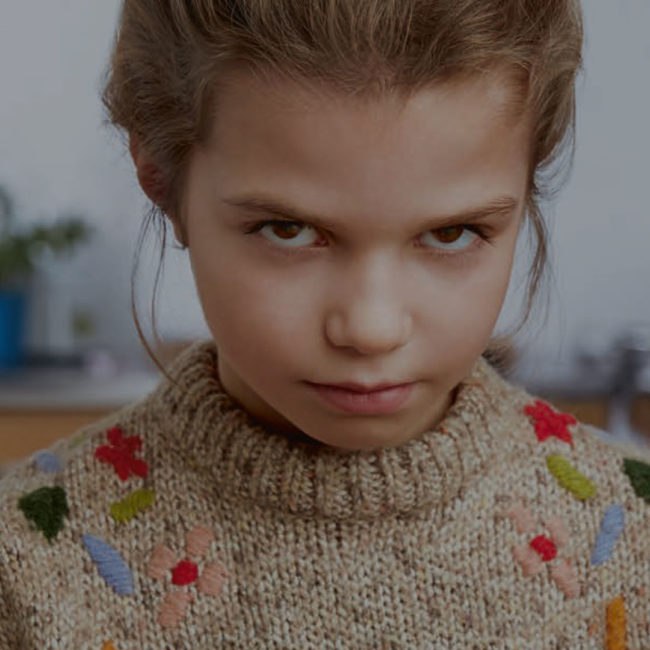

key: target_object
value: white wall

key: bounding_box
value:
[0,0,205,357]
[509,0,650,373]
[1,1,648,371]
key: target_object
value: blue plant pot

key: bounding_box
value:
[0,289,27,371]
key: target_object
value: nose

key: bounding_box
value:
[325,257,412,355]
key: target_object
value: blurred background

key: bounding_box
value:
[0,1,649,472]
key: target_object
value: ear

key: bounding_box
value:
[128,133,168,208]
[129,134,187,247]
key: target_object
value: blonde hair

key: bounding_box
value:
[100,0,584,379]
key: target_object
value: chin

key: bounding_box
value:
[314,428,413,452]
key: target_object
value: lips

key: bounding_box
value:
[307,381,415,415]
[310,382,409,393]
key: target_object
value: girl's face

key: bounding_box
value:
[172,70,531,450]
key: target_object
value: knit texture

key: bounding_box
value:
[1,339,649,649]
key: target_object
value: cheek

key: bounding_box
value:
[471,270,512,334]
[431,259,513,350]
[191,250,304,348]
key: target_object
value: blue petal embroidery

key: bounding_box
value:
[591,503,625,566]
[82,534,134,596]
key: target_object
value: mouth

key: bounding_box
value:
[305,381,416,415]
[307,381,411,393]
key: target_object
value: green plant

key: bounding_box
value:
[0,183,93,288]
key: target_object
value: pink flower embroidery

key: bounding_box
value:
[507,501,580,598]
[147,525,229,628]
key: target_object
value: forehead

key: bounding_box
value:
[199,67,532,225]
[209,63,530,141]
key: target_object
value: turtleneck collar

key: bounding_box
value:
[150,340,515,521]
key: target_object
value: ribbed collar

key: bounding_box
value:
[150,340,514,521]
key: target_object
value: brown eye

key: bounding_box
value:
[435,226,464,244]
[244,218,490,259]
[269,222,303,240]
[245,220,320,249]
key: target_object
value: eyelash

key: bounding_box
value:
[242,219,494,260]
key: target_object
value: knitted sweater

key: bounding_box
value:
[1,340,649,649]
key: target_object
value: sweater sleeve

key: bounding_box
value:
[0,471,29,648]
[0,550,23,648]
[625,470,650,649]
[591,429,650,648]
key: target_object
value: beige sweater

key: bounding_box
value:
[1,340,649,649]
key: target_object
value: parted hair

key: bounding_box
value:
[100,0,584,378]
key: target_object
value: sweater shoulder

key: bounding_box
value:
[568,420,650,515]
[0,400,156,578]
[0,399,151,508]
[481,361,650,471]
[484,370,650,526]
[508,383,650,492]
[481,374,650,504]
[0,396,165,642]
[481,383,650,645]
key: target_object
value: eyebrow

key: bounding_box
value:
[222,193,519,232]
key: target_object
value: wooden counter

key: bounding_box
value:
[0,409,113,464]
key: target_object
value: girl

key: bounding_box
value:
[2,1,649,647]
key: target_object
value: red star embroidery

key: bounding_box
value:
[95,426,149,481]
[524,400,577,447]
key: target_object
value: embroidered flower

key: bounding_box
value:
[524,400,577,446]
[147,525,229,628]
[95,426,148,482]
[506,501,579,598]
